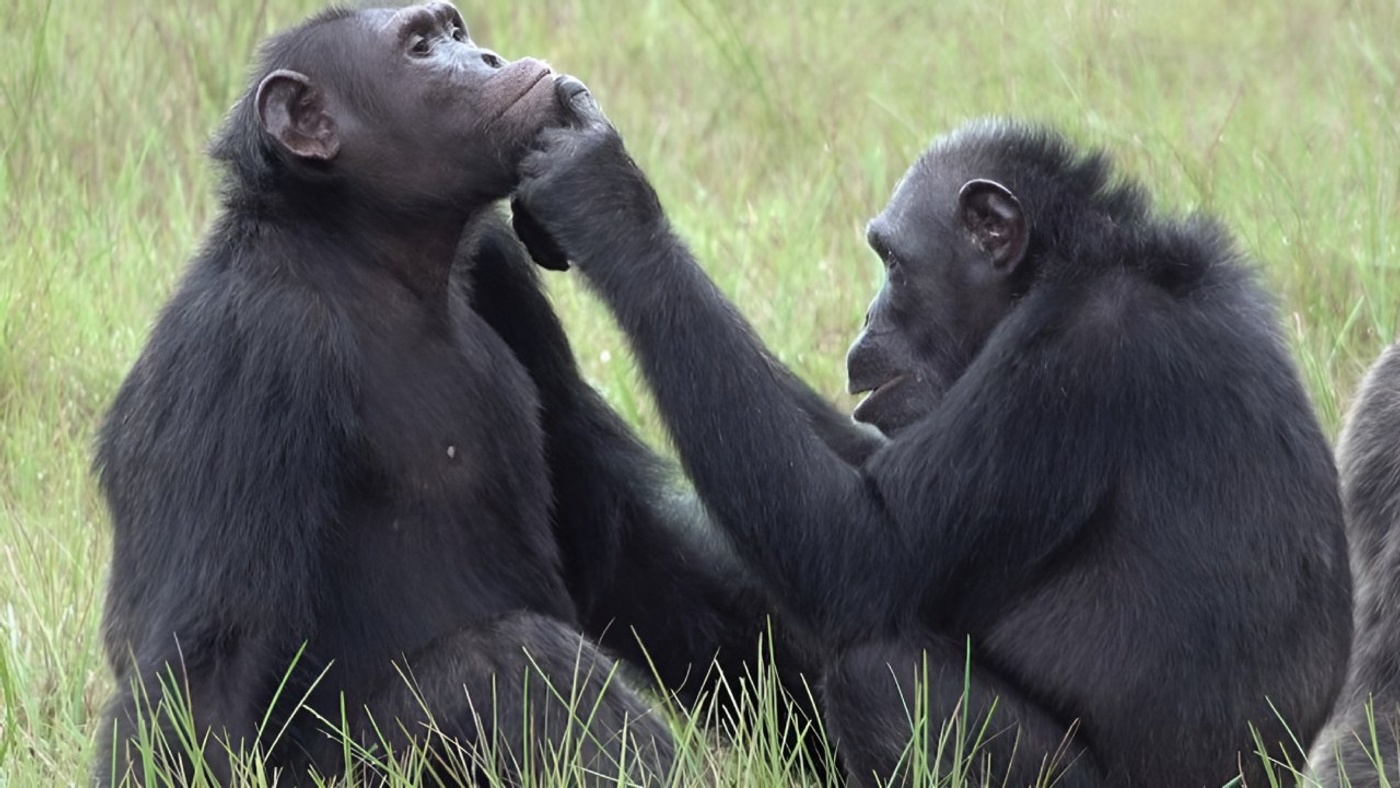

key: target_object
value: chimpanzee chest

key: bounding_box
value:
[335,303,568,626]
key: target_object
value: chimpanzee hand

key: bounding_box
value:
[511,76,666,273]
[510,194,569,271]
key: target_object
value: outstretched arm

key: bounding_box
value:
[509,207,884,468]
[783,366,885,466]
[512,85,913,645]
[461,212,822,704]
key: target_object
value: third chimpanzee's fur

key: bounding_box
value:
[93,6,811,786]
[1311,343,1400,787]
[514,86,1354,787]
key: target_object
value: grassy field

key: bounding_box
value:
[2,0,1397,784]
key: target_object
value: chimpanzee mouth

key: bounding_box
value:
[512,67,554,103]
[850,374,918,429]
[850,373,910,399]
[850,373,911,416]
[485,60,555,125]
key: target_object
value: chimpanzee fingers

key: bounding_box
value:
[510,195,570,271]
[553,74,610,131]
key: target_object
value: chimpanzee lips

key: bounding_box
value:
[849,372,909,398]
[850,373,910,421]
[510,66,553,105]
[486,59,554,124]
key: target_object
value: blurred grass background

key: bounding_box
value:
[1,0,1396,784]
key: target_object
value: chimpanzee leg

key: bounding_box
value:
[358,612,675,787]
[823,636,1102,788]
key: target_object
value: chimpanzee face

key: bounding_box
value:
[255,3,564,211]
[847,158,1029,437]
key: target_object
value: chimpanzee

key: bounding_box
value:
[93,6,808,785]
[511,82,1354,787]
[1311,343,1400,787]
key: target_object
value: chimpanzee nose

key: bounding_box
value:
[480,49,505,69]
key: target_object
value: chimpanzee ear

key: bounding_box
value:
[958,178,1028,272]
[255,70,340,161]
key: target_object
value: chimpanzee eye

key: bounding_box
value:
[408,35,432,57]
[451,24,468,43]
[887,260,907,287]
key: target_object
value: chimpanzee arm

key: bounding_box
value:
[512,84,1117,644]
[507,206,882,468]
[512,107,912,644]
[95,264,358,779]
[862,296,1123,615]
[462,213,821,701]
[782,367,886,466]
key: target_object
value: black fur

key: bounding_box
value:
[467,218,822,729]
[514,93,1353,787]
[93,8,804,785]
[1312,342,1400,787]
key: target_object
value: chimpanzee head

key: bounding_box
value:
[846,121,1155,437]
[214,3,563,215]
[846,134,1032,437]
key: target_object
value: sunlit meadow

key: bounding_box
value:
[2,0,1396,784]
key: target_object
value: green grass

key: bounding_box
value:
[2,0,1397,784]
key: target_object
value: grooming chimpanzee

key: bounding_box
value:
[94,6,806,785]
[1311,343,1400,787]
[512,82,1354,787]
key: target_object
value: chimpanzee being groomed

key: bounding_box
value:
[94,6,805,786]
[512,83,1354,787]
[1311,343,1400,787]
